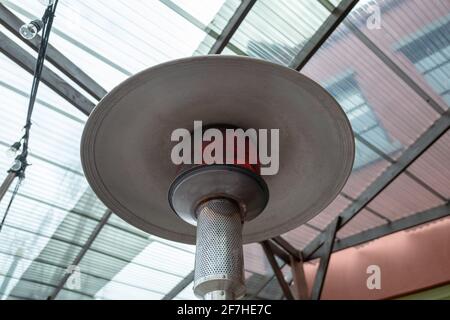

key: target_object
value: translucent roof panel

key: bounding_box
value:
[347,0,450,108]
[262,0,447,265]
[302,24,440,161]
[281,224,321,250]
[170,0,229,26]
[366,173,446,221]
[243,243,273,275]
[2,0,241,90]
[225,0,332,65]
[408,131,450,199]
[306,195,352,230]
[173,281,198,300]
[337,208,387,238]
[0,51,101,300]
[0,0,448,301]
[65,222,197,300]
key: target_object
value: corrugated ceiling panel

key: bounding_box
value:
[2,0,238,90]
[267,0,446,262]
[173,281,198,300]
[89,225,151,262]
[337,209,387,238]
[0,0,447,301]
[227,0,331,65]
[77,227,196,299]
[194,0,242,55]
[408,131,450,199]
[95,281,164,300]
[367,173,446,221]
[302,23,440,160]
[243,243,272,275]
[307,195,352,230]
[130,241,194,277]
[347,0,450,108]
[341,158,391,198]
[281,224,321,250]
[171,0,228,26]
[1,277,54,300]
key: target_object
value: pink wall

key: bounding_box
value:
[302,216,450,299]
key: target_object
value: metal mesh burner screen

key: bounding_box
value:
[193,198,245,299]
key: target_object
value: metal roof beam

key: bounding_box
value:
[289,0,359,71]
[309,203,450,260]
[162,270,194,300]
[261,240,294,300]
[0,32,95,115]
[317,0,446,115]
[48,210,112,300]
[303,111,450,259]
[208,0,256,54]
[0,4,107,101]
[310,217,340,300]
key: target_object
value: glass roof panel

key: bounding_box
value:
[173,281,198,300]
[367,173,446,221]
[170,0,228,26]
[0,0,447,301]
[1,276,54,300]
[225,0,331,65]
[408,131,450,199]
[244,0,447,276]
[282,224,321,250]
[2,0,240,90]
[347,0,450,108]
[95,281,164,300]
[337,209,387,238]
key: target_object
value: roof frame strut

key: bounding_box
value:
[0,4,107,101]
[47,210,112,300]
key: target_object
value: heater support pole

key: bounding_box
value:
[193,198,245,300]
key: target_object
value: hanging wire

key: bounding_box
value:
[15,1,59,177]
[0,1,58,234]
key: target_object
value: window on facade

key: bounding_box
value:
[398,18,450,107]
[325,73,402,170]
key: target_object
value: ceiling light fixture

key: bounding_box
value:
[19,19,44,40]
[0,1,58,233]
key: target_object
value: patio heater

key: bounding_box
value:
[81,56,354,300]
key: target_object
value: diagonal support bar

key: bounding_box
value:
[208,0,256,54]
[289,0,359,70]
[162,270,194,300]
[310,217,340,300]
[261,240,294,300]
[0,172,16,204]
[0,32,95,115]
[0,4,107,101]
[272,236,301,261]
[289,254,308,300]
[303,112,450,259]
[309,203,450,260]
[266,239,291,264]
[48,210,112,300]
